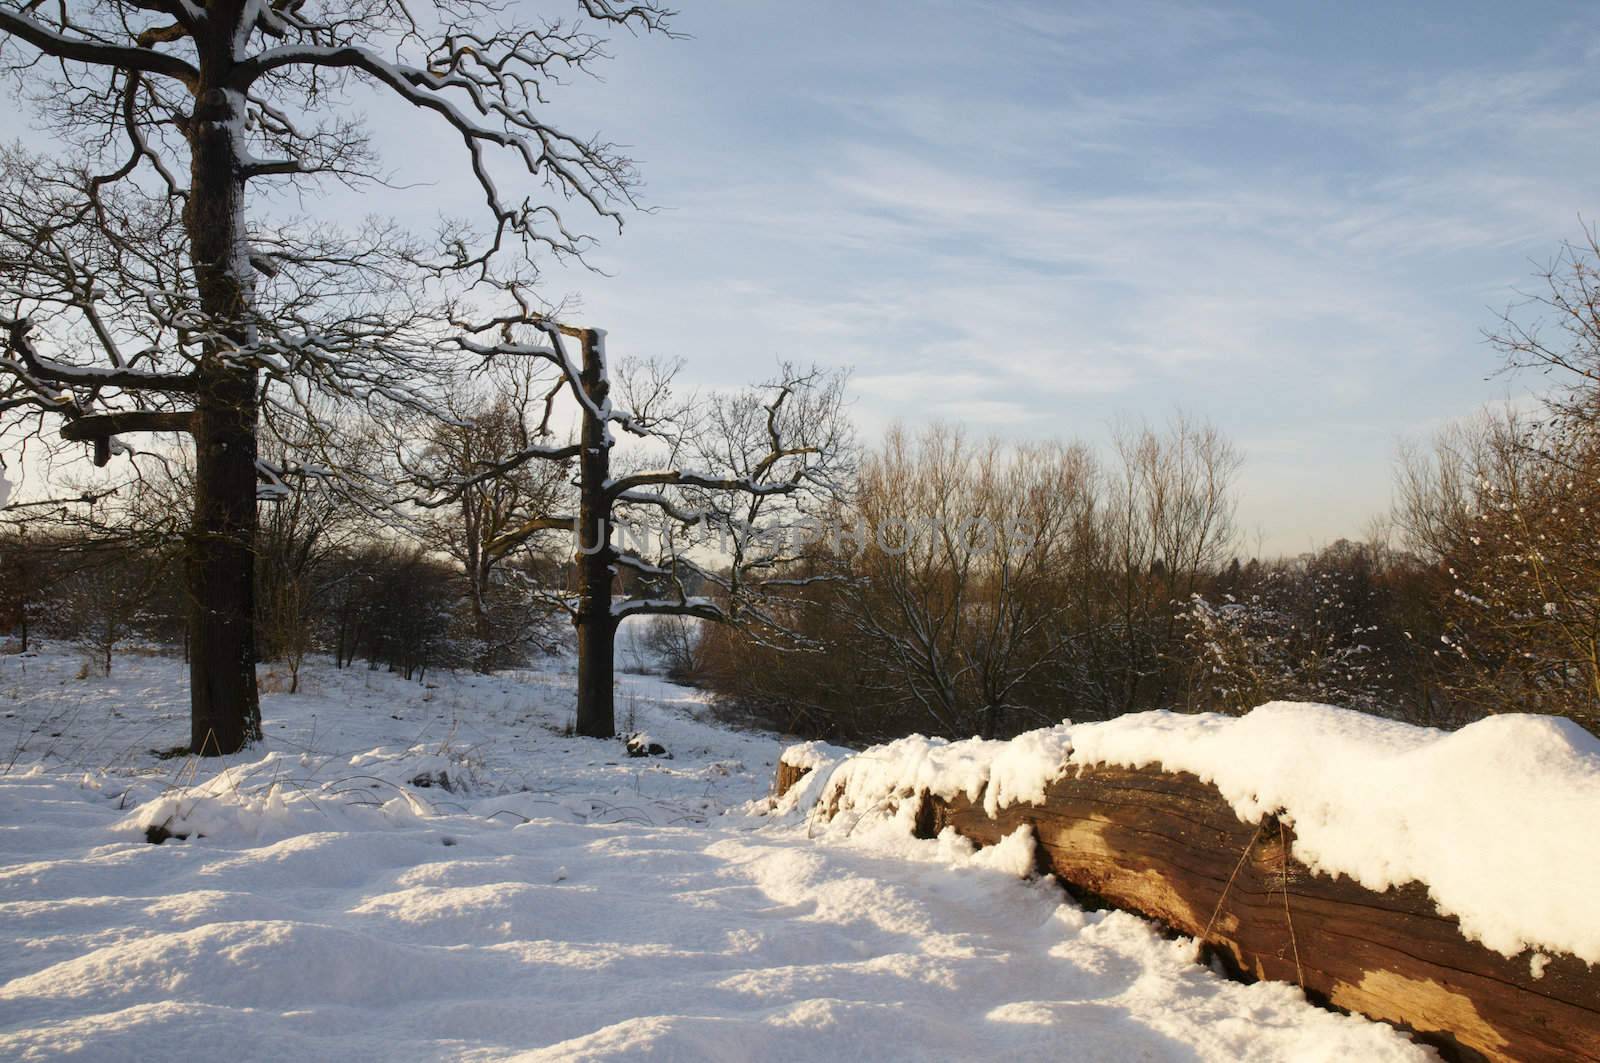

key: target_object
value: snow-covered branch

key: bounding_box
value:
[3,317,196,394]
[0,6,198,86]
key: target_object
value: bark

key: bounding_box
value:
[573,329,617,737]
[183,30,262,756]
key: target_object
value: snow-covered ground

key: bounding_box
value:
[0,642,1426,1061]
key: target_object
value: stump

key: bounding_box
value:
[773,757,812,800]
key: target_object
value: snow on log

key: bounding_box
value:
[772,706,1600,1063]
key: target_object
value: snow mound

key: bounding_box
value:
[777,739,854,774]
[780,703,1600,964]
[126,745,479,844]
[752,740,854,824]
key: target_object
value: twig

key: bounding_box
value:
[1278,818,1305,988]
[1200,819,1265,947]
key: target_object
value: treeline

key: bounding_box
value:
[688,238,1600,742]
[0,364,759,693]
[7,236,1600,743]
[689,414,1595,743]
[0,428,688,690]
[0,388,581,683]
[0,527,565,684]
[683,422,1441,743]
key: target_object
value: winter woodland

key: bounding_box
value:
[2,3,1599,1061]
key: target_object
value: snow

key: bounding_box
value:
[788,703,1600,965]
[0,647,1425,1060]
[775,738,853,774]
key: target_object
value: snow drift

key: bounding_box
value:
[0,650,1428,1061]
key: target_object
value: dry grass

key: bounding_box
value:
[257,668,293,695]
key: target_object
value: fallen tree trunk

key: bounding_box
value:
[775,757,1600,1063]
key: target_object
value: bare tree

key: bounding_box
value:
[1490,228,1600,428]
[1386,233,1600,730]
[0,0,670,753]
[418,317,850,737]
[640,614,704,680]
[409,364,570,671]
[0,524,52,652]
[255,419,369,693]
[694,414,1244,739]
[55,539,173,676]
[842,425,1095,738]
[1082,415,1242,715]
[1396,407,1600,728]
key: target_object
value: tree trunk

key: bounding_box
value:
[573,329,616,738]
[183,52,262,755]
[575,593,616,737]
[186,309,262,753]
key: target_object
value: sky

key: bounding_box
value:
[506,0,1600,554]
[7,0,1600,555]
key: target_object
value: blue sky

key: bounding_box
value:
[504,0,1599,554]
[9,1,1600,553]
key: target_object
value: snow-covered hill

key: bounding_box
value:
[0,646,1424,1061]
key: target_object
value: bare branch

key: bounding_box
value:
[0,7,198,86]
